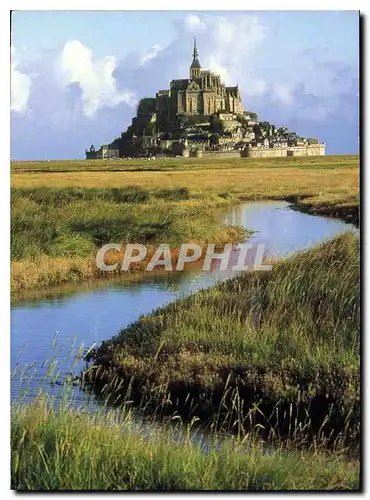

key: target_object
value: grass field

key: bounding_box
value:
[11,398,359,491]
[11,155,359,292]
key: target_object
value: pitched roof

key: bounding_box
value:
[190,58,201,69]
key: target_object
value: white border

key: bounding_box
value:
[6,2,367,9]
[3,3,367,498]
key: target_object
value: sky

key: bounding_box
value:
[10,10,359,159]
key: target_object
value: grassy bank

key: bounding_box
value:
[11,399,359,491]
[11,155,359,292]
[11,190,243,291]
[85,233,360,448]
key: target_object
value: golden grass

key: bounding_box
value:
[11,256,94,292]
[11,163,358,217]
[11,155,359,213]
[11,154,359,172]
[12,163,358,196]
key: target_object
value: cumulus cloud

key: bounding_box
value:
[182,14,207,33]
[179,14,269,93]
[264,56,359,128]
[11,47,31,113]
[56,40,136,117]
[140,44,162,66]
[112,13,270,102]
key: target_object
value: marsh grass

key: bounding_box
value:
[11,197,243,291]
[85,233,360,449]
[11,395,359,491]
[11,326,360,491]
[11,155,359,292]
[10,156,360,490]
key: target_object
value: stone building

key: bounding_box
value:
[156,37,244,121]
[85,144,119,159]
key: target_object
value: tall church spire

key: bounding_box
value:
[193,35,199,60]
[190,35,201,77]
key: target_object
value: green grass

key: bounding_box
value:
[85,233,360,447]
[11,398,359,491]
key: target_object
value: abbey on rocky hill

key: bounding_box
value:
[86,38,325,160]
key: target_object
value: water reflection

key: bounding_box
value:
[223,201,358,257]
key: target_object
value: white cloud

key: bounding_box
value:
[57,40,136,117]
[177,15,269,97]
[183,14,207,33]
[140,44,161,66]
[11,47,31,113]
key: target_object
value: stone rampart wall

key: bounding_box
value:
[242,144,325,158]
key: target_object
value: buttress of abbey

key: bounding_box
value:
[156,37,244,119]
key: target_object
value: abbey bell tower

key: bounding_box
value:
[189,36,202,79]
[156,36,244,118]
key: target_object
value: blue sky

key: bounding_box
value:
[11,10,359,159]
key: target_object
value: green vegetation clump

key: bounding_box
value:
[11,187,243,262]
[11,399,359,491]
[85,234,360,447]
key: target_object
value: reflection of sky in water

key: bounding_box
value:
[223,201,358,258]
[12,201,358,405]
[11,271,228,404]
